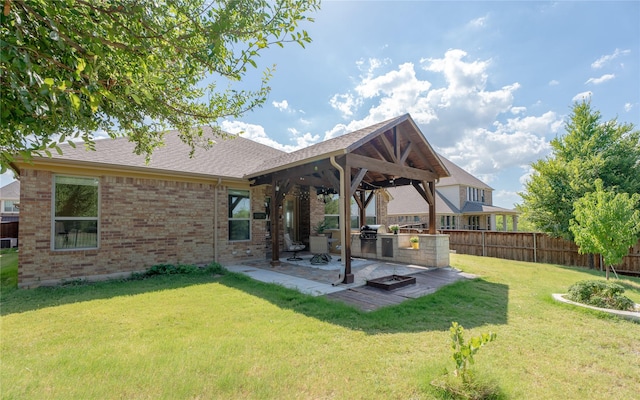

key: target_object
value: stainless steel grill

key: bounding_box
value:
[360,224,383,239]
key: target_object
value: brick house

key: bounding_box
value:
[12,114,452,287]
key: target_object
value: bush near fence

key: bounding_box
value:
[440,230,640,276]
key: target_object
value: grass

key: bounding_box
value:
[0,248,18,290]
[1,253,639,399]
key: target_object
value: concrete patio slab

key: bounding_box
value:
[225,265,346,296]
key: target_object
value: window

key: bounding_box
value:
[228,189,250,241]
[53,176,99,250]
[3,200,19,212]
[323,192,377,228]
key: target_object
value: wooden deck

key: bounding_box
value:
[324,267,474,312]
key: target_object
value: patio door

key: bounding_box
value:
[284,198,299,241]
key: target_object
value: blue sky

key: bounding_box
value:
[219,0,639,208]
[3,1,638,209]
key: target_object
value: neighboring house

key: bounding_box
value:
[0,180,20,223]
[0,180,20,247]
[11,114,455,287]
[386,155,519,231]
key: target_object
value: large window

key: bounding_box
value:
[228,189,250,241]
[323,192,376,229]
[53,176,99,250]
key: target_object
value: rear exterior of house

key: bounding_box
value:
[13,114,453,287]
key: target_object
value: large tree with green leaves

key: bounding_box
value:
[0,0,319,170]
[519,100,640,240]
[569,180,640,279]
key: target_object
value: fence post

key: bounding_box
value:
[482,231,485,257]
[533,232,537,263]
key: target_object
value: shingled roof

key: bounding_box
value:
[22,114,449,185]
[39,127,285,180]
[245,114,449,180]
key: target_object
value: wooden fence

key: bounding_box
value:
[1,221,19,239]
[440,230,640,276]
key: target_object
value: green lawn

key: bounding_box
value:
[1,254,638,399]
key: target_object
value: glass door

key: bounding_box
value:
[284,198,299,241]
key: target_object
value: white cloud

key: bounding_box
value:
[591,48,631,69]
[624,103,633,112]
[329,93,361,118]
[321,49,563,184]
[468,15,488,28]
[572,91,592,102]
[220,120,319,152]
[585,74,615,85]
[355,57,391,78]
[548,80,559,86]
[438,111,560,182]
[272,99,290,112]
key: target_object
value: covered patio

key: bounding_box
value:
[246,114,451,284]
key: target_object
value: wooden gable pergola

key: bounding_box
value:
[246,114,450,283]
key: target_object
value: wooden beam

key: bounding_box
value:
[350,168,368,197]
[399,141,413,165]
[345,153,438,182]
[270,180,281,266]
[379,133,397,163]
[429,181,436,234]
[340,157,354,283]
[321,169,341,191]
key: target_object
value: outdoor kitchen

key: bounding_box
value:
[351,225,450,267]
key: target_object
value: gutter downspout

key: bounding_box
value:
[214,178,222,263]
[330,156,346,284]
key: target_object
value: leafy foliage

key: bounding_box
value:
[449,322,497,382]
[566,280,636,311]
[569,179,640,277]
[0,0,320,170]
[519,100,640,239]
[140,262,227,278]
[430,322,500,399]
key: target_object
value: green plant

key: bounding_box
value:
[449,322,497,382]
[313,220,328,235]
[566,280,636,311]
[410,236,419,243]
[389,224,399,233]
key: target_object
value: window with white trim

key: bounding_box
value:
[228,189,251,241]
[3,200,19,212]
[53,176,99,250]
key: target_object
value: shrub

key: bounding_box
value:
[431,322,500,399]
[140,263,227,278]
[566,280,636,311]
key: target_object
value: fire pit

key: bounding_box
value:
[366,274,416,291]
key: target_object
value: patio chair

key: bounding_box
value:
[284,233,305,261]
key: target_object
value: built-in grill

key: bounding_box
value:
[360,224,383,239]
[360,225,385,254]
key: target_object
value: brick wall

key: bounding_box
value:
[18,168,270,287]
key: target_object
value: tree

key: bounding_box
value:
[519,100,640,240]
[569,180,640,279]
[0,0,320,171]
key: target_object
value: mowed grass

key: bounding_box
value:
[1,253,639,399]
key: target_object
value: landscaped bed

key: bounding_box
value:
[1,253,639,399]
